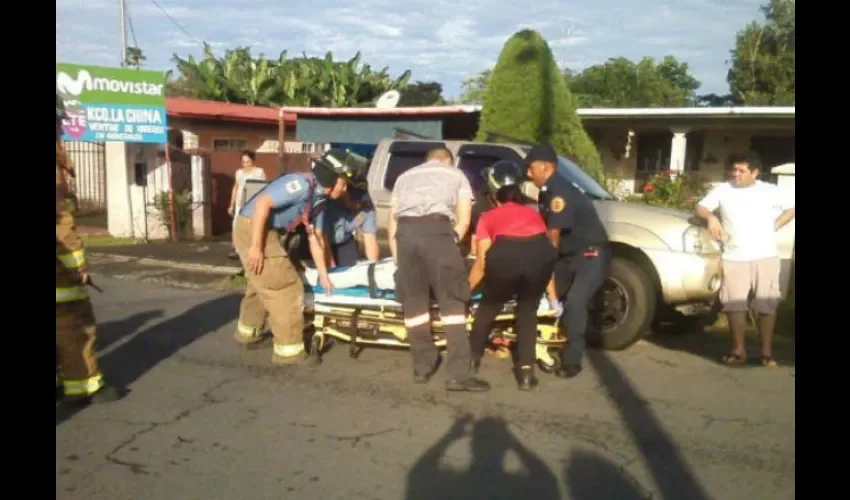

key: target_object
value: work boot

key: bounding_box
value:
[445,377,490,392]
[554,363,582,379]
[514,366,539,391]
[63,384,125,406]
[272,352,308,366]
[234,332,272,350]
[414,356,442,384]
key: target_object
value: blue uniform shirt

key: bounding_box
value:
[538,172,608,254]
[314,187,377,245]
[239,172,327,231]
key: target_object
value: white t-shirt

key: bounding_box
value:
[698,180,794,261]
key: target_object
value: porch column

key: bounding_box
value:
[190,154,211,238]
[668,127,690,174]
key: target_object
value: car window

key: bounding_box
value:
[456,145,523,194]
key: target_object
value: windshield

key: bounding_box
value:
[556,156,614,200]
[518,146,614,200]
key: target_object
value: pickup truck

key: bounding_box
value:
[264,138,724,350]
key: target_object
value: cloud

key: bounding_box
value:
[56,0,767,98]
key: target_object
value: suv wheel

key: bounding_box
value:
[587,257,656,350]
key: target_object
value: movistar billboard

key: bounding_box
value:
[56,63,168,144]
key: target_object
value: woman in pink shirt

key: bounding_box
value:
[468,161,558,391]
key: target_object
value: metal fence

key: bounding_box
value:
[64,141,106,215]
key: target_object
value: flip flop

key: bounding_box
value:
[721,352,747,366]
[760,356,778,368]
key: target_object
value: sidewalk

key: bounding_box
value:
[87,240,242,272]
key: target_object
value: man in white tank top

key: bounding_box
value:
[695,151,795,367]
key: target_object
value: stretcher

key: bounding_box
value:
[300,259,567,372]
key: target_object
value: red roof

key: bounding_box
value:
[166,97,296,125]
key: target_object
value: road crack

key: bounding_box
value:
[324,427,399,448]
[103,375,250,475]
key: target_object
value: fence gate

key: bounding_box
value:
[64,141,107,215]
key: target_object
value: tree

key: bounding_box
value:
[476,29,604,181]
[726,0,795,105]
[398,81,446,106]
[565,56,701,107]
[457,69,491,104]
[125,46,146,69]
[168,43,412,107]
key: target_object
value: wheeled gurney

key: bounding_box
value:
[300,259,567,372]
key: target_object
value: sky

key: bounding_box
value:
[56,0,767,100]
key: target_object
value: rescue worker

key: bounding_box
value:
[525,145,611,379]
[467,161,559,391]
[388,147,490,392]
[299,151,379,268]
[56,94,122,404]
[233,150,350,364]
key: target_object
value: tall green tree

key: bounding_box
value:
[476,29,603,181]
[457,69,491,104]
[565,56,701,107]
[727,0,795,105]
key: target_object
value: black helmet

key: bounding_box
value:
[482,160,524,197]
[314,148,369,183]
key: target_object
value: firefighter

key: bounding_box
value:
[233,150,351,364]
[388,147,490,392]
[56,94,122,404]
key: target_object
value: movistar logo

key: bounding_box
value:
[56,69,163,97]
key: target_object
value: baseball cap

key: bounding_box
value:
[523,144,558,168]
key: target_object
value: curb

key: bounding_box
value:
[89,252,242,275]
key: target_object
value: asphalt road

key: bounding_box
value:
[56,276,795,500]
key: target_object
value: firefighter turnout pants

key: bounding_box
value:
[395,216,472,381]
[56,294,104,398]
[233,216,305,360]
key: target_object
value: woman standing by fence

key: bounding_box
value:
[228,150,267,258]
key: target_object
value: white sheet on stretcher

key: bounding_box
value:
[301,258,552,314]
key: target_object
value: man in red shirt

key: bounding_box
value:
[467,161,559,391]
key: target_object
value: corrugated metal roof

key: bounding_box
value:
[166,97,296,125]
[280,105,482,117]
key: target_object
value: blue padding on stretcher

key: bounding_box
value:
[305,284,483,302]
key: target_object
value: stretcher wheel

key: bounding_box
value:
[536,353,561,374]
[308,335,323,366]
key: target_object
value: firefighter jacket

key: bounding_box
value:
[56,164,88,304]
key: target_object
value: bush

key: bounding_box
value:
[475,29,604,182]
[627,170,710,211]
[153,190,193,239]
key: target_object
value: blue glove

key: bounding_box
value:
[548,298,564,317]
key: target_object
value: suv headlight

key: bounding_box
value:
[682,226,719,254]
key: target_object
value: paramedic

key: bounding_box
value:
[388,147,490,392]
[233,152,350,364]
[56,94,122,404]
[468,161,558,391]
[525,145,611,379]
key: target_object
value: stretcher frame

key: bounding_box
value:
[304,291,568,373]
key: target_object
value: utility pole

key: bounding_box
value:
[119,0,128,67]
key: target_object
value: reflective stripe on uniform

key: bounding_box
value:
[63,374,104,396]
[404,313,430,328]
[273,343,305,357]
[58,249,87,269]
[236,321,262,338]
[56,286,89,303]
[441,314,466,325]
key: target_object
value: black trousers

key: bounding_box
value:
[469,234,557,368]
[395,218,471,381]
[555,248,612,365]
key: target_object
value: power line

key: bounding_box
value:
[148,0,204,46]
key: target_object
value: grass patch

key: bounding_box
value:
[83,235,138,247]
[217,274,247,290]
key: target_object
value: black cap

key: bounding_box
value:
[524,144,558,168]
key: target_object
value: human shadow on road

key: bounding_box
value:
[95,310,164,354]
[405,414,560,500]
[586,350,712,500]
[57,293,241,426]
[647,326,796,368]
[565,450,651,500]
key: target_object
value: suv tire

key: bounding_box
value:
[587,256,656,350]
